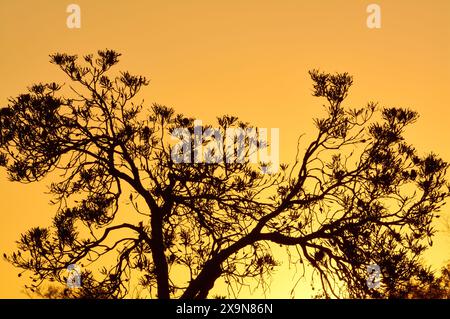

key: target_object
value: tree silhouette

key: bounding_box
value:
[1,50,449,299]
[389,262,450,298]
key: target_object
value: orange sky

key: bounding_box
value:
[1,0,449,298]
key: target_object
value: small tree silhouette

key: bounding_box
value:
[389,262,450,298]
[1,50,449,298]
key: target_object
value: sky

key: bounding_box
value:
[0,0,449,298]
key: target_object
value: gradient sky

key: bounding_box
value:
[0,0,449,298]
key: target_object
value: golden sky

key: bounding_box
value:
[0,0,449,298]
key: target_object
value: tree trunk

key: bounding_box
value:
[182,235,257,299]
[150,213,170,299]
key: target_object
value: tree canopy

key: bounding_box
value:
[1,50,449,299]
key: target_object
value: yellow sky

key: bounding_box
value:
[0,0,449,298]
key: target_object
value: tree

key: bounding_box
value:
[389,262,450,299]
[1,50,449,299]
